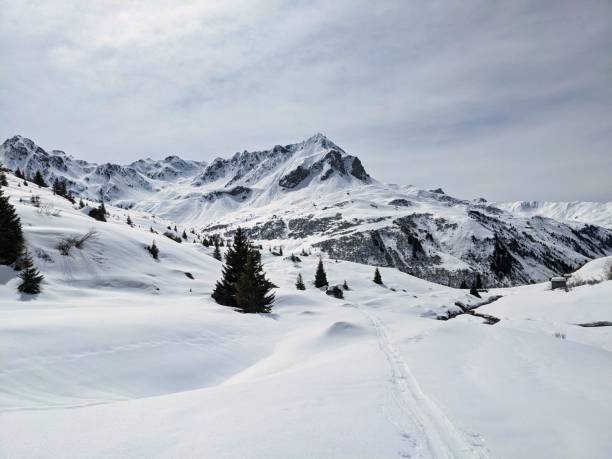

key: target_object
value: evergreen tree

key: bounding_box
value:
[314,257,328,288]
[0,188,25,265]
[126,215,133,226]
[235,249,275,313]
[79,198,85,209]
[343,280,349,290]
[0,164,7,187]
[89,203,106,222]
[213,240,222,260]
[33,171,47,187]
[15,168,24,179]
[459,280,468,289]
[279,246,283,256]
[182,230,187,240]
[52,178,67,196]
[146,240,159,260]
[17,249,44,294]
[475,273,483,289]
[296,273,306,290]
[211,227,250,306]
[373,267,383,285]
[470,282,481,298]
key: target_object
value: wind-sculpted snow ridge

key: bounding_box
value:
[3,133,612,287]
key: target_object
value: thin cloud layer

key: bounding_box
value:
[1,0,610,201]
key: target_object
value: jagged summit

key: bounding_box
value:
[0,133,372,205]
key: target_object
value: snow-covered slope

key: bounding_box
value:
[2,134,612,288]
[495,201,612,228]
[1,174,611,458]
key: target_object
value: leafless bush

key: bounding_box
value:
[553,332,566,340]
[37,202,61,216]
[30,195,41,207]
[35,248,54,263]
[56,229,99,256]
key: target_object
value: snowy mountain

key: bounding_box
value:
[2,134,612,287]
[1,174,612,458]
[494,200,612,229]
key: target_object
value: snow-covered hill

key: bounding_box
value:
[2,134,612,287]
[1,174,611,458]
[494,200,612,228]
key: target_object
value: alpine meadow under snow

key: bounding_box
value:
[1,133,612,458]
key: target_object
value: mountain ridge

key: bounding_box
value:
[2,134,611,287]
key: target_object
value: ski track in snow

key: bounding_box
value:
[353,303,489,459]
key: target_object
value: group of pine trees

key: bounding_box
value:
[14,168,48,188]
[0,180,44,294]
[52,178,75,203]
[89,201,107,222]
[296,258,383,291]
[212,228,275,313]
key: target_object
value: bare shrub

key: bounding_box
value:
[35,249,54,263]
[56,229,99,256]
[553,332,566,340]
[74,229,98,249]
[37,202,61,216]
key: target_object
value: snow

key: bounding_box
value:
[1,175,612,457]
[495,201,612,228]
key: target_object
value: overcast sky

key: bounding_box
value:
[1,0,610,201]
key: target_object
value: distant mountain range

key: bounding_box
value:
[2,134,611,287]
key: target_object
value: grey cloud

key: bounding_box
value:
[0,0,610,201]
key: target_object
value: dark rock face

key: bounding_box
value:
[278,150,370,189]
[350,157,369,181]
[388,199,413,207]
[279,165,310,189]
[201,186,252,203]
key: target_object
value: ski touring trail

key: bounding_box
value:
[352,303,490,459]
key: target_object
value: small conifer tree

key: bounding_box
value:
[373,267,383,285]
[146,240,159,260]
[470,282,481,298]
[296,273,306,290]
[459,280,468,289]
[127,215,133,226]
[89,203,107,222]
[0,165,7,187]
[182,230,187,240]
[0,188,25,265]
[314,257,328,288]
[213,240,222,260]
[15,168,24,179]
[33,171,47,187]
[343,280,349,290]
[475,273,483,289]
[17,249,44,294]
